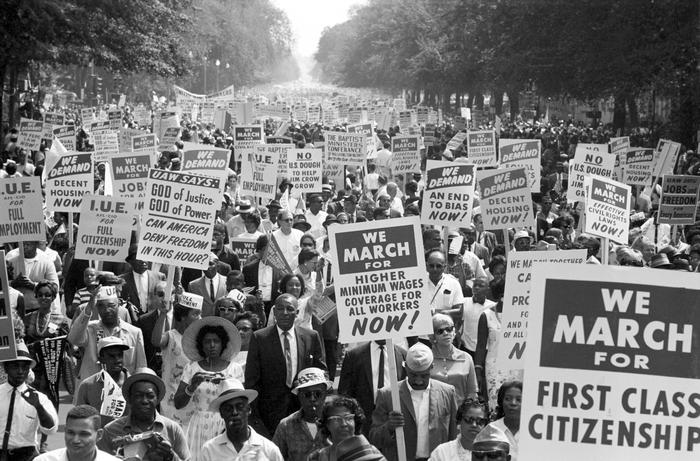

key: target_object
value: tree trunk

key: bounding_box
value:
[8,66,17,128]
[492,90,504,116]
[612,94,626,134]
[474,93,484,110]
[507,90,519,119]
[626,94,639,126]
[0,64,5,130]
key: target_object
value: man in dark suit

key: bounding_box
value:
[342,194,367,223]
[242,235,279,317]
[472,209,498,256]
[338,341,406,436]
[181,223,240,289]
[188,254,228,317]
[245,294,327,435]
[119,244,164,316]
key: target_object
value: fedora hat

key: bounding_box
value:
[1,342,36,368]
[122,367,166,402]
[182,316,241,361]
[208,378,257,411]
[336,435,386,461]
[235,199,253,214]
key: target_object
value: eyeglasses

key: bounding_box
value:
[326,414,355,425]
[300,389,324,400]
[427,264,445,269]
[435,326,454,335]
[472,450,508,460]
[463,416,489,426]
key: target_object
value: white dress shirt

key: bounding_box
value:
[199,427,283,461]
[407,380,431,458]
[34,447,120,461]
[462,298,497,352]
[371,342,392,397]
[272,228,304,270]
[133,270,149,309]
[427,274,464,314]
[0,382,58,449]
[277,326,298,383]
[257,262,274,301]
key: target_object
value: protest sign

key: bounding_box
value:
[131,133,157,152]
[229,237,257,262]
[416,107,429,124]
[233,125,264,162]
[109,152,152,207]
[137,169,221,269]
[261,233,293,274]
[45,152,93,212]
[328,216,431,343]
[390,135,421,176]
[18,118,43,151]
[623,148,654,186]
[158,127,181,152]
[495,250,586,380]
[133,105,150,127]
[181,145,231,182]
[240,145,280,204]
[398,110,413,127]
[155,111,179,142]
[0,251,17,361]
[288,148,323,193]
[499,139,541,192]
[477,167,535,230]
[420,160,475,228]
[53,125,76,151]
[0,177,45,244]
[266,136,293,144]
[90,120,111,135]
[93,132,119,162]
[658,175,700,225]
[583,176,631,244]
[652,139,681,179]
[81,108,96,128]
[466,130,497,167]
[610,136,630,154]
[445,131,467,152]
[325,132,365,166]
[519,265,700,461]
[108,109,122,130]
[568,143,615,202]
[75,195,136,261]
[43,112,65,141]
[100,370,127,418]
[34,336,66,406]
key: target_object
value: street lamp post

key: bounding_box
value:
[203,56,207,94]
[215,59,220,92]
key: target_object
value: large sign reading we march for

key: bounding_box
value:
[420,160,475,228]
[466,130,497,167]
[75,195,136,262]
[520,265,700,461]
[137,169,221,269]
[0,177,45,244]
[477,167,535,230]
[328,217,432,343]
[390,135,421,175]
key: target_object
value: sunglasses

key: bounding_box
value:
[435,326,454,335]
[472,450,508,460]
[463,416,489,426]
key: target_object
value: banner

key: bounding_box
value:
[240,145,280,203]
[658,175,700,225]
[100,370,127,418]
[75,195,136,261]
[261,233,293,274]
[181,145,231,181]
[499,139,541,192]
[233,125,264,162]
[328,217,431,343]
[0,177,45,244]
[229,237,257,262]
[466,130,497,167]
[288,148,323,193]
[390,135,421,176]
[519,265,700,461]
[45,152,94,212]
[53,125,76,151]
[43,112,65,141]
[477,167,535,230]
[495,250,586,380]
[17,118,43,151]
[623,148,654,186]
[652,139,681,179]
[93,132,119,163]
[583,176,631,244]
[568,143,615,202]
[325,132,365,166]
[137,169,221,269]
[420,160,475,228]
[0,251,18,361]
[34,336,66,406]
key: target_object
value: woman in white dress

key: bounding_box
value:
[173,316,243,461]
[475,278,507,412]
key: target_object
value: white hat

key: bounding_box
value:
[209,378,258,411]
[513,230,532,242]
[178,292,203,311]
[1,342,36,368]
[95,285,118,301]
[292,367,333,395]
[182,316,241,361]
[404,343,433,372]
[473,425,510,451]
[97,336,130,355]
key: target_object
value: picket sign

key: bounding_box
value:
[386,338,407,461]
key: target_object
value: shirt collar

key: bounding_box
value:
[276,325,292,337]
[124,411,166,432]
[406,380,431,393]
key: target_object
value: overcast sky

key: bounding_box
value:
[272,0,365,57]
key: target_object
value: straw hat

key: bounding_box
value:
[208,378,258,411]
[182,316,241,361]
[122,368,166,402]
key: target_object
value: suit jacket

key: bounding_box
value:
[477,230,498,256]
[369,379,458,461]
[181,246,240,290]
[346,209,367,223]
[337,342,406,436]
[245,324,326,434]
[468,241,491,267]
[134,309,160,372]
[188,273,228,317]
[119,270,164,314]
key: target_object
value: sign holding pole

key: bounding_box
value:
[0,250,18,361]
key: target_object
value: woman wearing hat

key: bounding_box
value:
[308,395,382,461]
[173,316,243,461]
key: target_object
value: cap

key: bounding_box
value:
[404,343,433,372]
[235,199,253,214]
[97,336,130,355]
[513,230,531,242]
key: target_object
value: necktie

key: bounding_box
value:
[210,279,215,302]
[326,261,333,285]
[377,345,385,390]
[283,332,293,388]
[2,388,16,452]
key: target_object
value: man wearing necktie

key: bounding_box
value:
[188,253,227,317]
[0,343,58,461]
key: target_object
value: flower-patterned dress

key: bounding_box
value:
[484,307,504,411]
[180,359,244,461]
[160,330,194,425]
